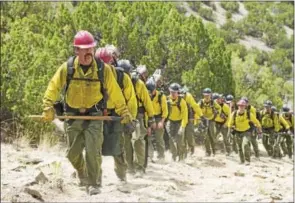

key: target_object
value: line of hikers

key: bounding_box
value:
[41,30,294,195]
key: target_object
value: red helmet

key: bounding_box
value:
[237,99,247,106]
[95,48,113,63]
[73,30,97,49]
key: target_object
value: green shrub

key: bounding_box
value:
[188,2,201,12]
[198,7,214,21]
[226,11,232,20]
[220,2,239,13]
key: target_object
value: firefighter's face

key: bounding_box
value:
[170,91,178,99]
[76,47,94,65]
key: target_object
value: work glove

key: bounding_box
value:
[120,108,133,124]
[178,127,185,136]
[124,120,137,134]
[148,117,156,129]
[42,107,55,122]
[157,120,164,129]
[147,127,152,136]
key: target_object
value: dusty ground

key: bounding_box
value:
[1,139,293,203]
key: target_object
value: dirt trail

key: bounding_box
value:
[1,141,293,202]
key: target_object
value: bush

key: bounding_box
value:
[227,43,248,61]
[188,2,201,12]
[220,2,240,13]
[226,11,232,20]
[198,7,214,21]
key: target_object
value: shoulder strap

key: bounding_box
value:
[64,56,76,95]
[210,99,214,107]
[115,67,124,90]
[94,58,107,109]
[158,91,163,114]
[247,110,251,120]
[199,99,204,108]
[233,110,237,126]
[177,96,182,112]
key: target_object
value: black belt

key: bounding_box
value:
[138,106,145,114]
[154,114,162,119]
[215,121,226,125]
[65,100,103,115]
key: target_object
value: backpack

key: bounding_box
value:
[54,56,106,115]
[115,66,125,90]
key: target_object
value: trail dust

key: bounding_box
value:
[1,139,293,202]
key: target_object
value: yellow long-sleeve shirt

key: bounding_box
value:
[134,79,154,118]
[246,105,257,117]
[199,99,221,120]
[107,66,137,119]
[43,57,127,116]
[282,113,294,130]
[151,91,168,119]
[260,110,290,132]
[167,96,188,128]
[183,92,203,120]
[215,103,230,124]
[228,110,261,132]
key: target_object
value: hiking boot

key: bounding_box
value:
[245,161,250,166]
[127,168,136,175]
[157,158,165,164]
[226,152,231,156]
[190,147,195,154]
[87,185,101,196]
[205,152,211,157]
[134,170,144,178]
[77,171,88,187]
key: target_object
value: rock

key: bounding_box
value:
[270,194,283,200]
[21,158,43,165]
[11,165,26,172]
[253,174,267,179]
[35,171,48,184]
[234,172,245,177]
[55,178,64,192]
[24,181,37,187]
[23,187,44,202]
[219,175,228,178]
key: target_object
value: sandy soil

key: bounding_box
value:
[1,140,293,202]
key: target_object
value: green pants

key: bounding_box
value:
[124,113,146,172]
[123,132,134,173]
[65,111,103,187]
[231,132,238,154]
[236,131,252,163]
[166,120,185,161]
[204,120,216,155]
[280,132,293,158]
[148,117,165,159]
[250,130,260,158]
[103,115,127,180]
[215,122,231,154]
[273,132,284,158]
[262,129,275,156]
[184,120,196,156]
